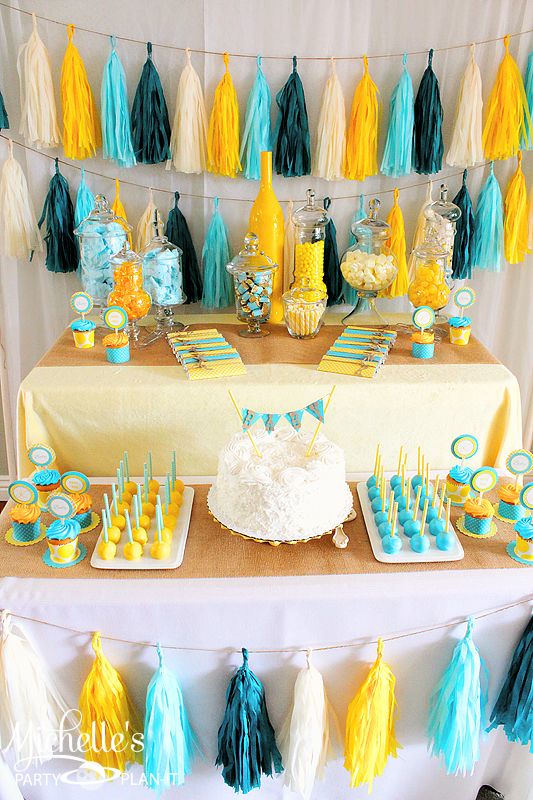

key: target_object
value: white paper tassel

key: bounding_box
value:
[408,179,433,279]
[284,199,295,291]
[313,58,346,180]
[528,185,533,251]
[17,13,60,149]
[135,188,158,251]
[168,48,208,174]
[0,612,74,764]
[446,44,483,167]
[0,140,41,259]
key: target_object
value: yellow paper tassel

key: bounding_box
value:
[111,179,132,246]
[79,633,142,772]
[344,639,400,792]
[207,53,241,177]
[482,35,531,161]
[60,25,101,160]
[345,56,379,181]
[504,151,531,264]
[385,188,409,297]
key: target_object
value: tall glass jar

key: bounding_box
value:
[292,190,328,294]
[226,232,278,338]
[408,227,450,311]
[424,184,462,278]
[108,244,152,342]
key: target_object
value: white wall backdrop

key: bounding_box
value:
[0,0,532,474]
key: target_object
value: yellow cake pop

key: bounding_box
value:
[122,490,133,505]
[165,503,181,517]
[142,502,156,518]
[162,515,177,530]
[111,514,126,531]
[107,525,121,543]
[150,539,171,559]
[124,541,143,560]
[149,479,160,494]
[173,479,185,494]
[161,527,173,543]
[170,491,183,507]
[132,527,148,546]
[98,539,116,560]
[124,481,137,495]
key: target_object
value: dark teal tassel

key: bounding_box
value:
[274,56,311,177]
[0,88,8,129]
[323,197,342,306]
[413,49,443,174]
[131,42,171,164]
[37,158,78,273]
[166,191,203,304]
[451,169,475,280]
[216,648,282,793]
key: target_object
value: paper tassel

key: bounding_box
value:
[472,162,503,272]
[0,139,41,259]
[144,644,196,792]
[381,53,414,178]
[240,56,271,180]
[343,193,366,307]
[208,53,241,178]
[38,158,78,273]
[169,49,208,174]
[413,49,443,175]
[447,44,483,167]
[428,618,488,775]
[79,632,142,771]
[521,51,533,149]
[60,25,101,160]
[0,89,8,130]
[283,199,295,291]
[166,191,202,303]
[488,614,533,750]
[529,184,533,251]
[408,180,433,279]
[483,35,531,161]
[323,197,342,305]
[131,42,171,165]
[112,178,132,245]
[504,151,530,264]
[345,56,379,181]
[74,168,95,228]
[201,197,233,309]
[0,612,74,764]
[17,13,60,148]
[385,188,409,297]
[344,639,400,791]
[101,36,136,168]
[314,58,346,181]
[216,648,282,794]
[451,170,475,280]
[274,56,311,178]
[135,188,157,252]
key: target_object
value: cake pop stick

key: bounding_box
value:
[104,493,111,521]
[425,463,430,496]
[172,452,177,488]
[420,498,428,532]
[133,494,140,528]
[446,498,451,532]
[125,509,133,543]
[381,475,386,512]
[102,510,109,543]
[148,451,153,481]
[406,477,411,510]
[151,497,171,559]
[156,497,163,541]
[391,502,398,535]
[397,446,404,476]
[421,454,426,482]
[123,508,143,560]
[112,484,119,515]
[166,475,171,514]
[124,451,130,482]
[417,447,421,477]
[373,444,381,478]
[432,476,440,507]
[439,487,446,519]
[401,461,406,494]
[144,464,149,502]
[387,491,394,524]
[137,483,143,511]
[415,484,422,514]
[116,468,123,498]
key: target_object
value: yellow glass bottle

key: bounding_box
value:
[248,151,284,323]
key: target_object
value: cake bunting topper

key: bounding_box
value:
[240,396,326,434]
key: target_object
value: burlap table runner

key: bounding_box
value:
[38,324,499,368]
[0,483,521,580]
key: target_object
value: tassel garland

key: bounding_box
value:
[504,151,530,263]
[314,58,346,181]
[447,44,483,167]
[0,89,8,130]
[522,51,533,149]
[216,648,282,794]
[166,191,203,303]
[472,162,503,272]
[131,42,171,165]
[60,25,101,160]
[283,199,295,291]
[413,49,443,174]
[274,56,311,177]
[0,139,41,259]
[323,197,342,305]
[207,53,241,177]
[38,158,78,273]
[101,37,136,168]
[17,13,60,148]
[343,193,366,307]
[385,188,409,297]
[408,180,433,279]
[169,49,208,174]
[74,167,95,228]
[451,169,475,279]
[428,618,488,775]
[381,53,414,178]
[135,188,157,252]
[240,56,271,180]
[345,55,379,181]
[112,178,132,245]
[201,197,233,309]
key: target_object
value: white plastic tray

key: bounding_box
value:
[357,483,464,564]
[90,487,194,570]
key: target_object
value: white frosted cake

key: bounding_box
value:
[208,428,353,542]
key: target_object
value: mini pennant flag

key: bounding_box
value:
[285,409,305,431]
[305,399,325,423]
[263,413,281,433]
[242,409,261,431]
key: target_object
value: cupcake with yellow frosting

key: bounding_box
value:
[411,330,435,359]
[10,503,41,543]
[496,483,525,523]
[463,497,495,536]
[103,330,130,364]
[70,493,93,529]
[45,518,81,565]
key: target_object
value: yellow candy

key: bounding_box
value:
[107,525,121,544]
[150,540,171,560]
[111,514,126,531]
[123,541,143,561]
[97,540,116,560]
[294,241,326,293]
[115,501,129,514]
[132,527,148,546]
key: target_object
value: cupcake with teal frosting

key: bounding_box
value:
[446,464,473,506]
[33,469,61,505]
[46,518,81,565]
[71,319,96,349]
[508,516,533,565]
[449,316,471,346]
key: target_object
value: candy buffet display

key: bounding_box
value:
[282,280,326,339]
[292,189,328,294]
[411,306,435,359]
[5,480,45,546]
[29,444,60,506]
[108,243,152,341]
[318,326,396,378]
[449,286,476,346]
[456,467,499,539]
[167,328,246,380]
[60,471,99,533]
[226,232,278,338]
[102,305,130,364]
[506,485,533,566]
[69,292,96,348]
[42,494,87,569]
[494,449,533,523]
[446,434,479,506]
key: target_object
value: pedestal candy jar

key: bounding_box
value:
[408,225,450,311]
[282,279,327,339]
[292,190,328,294]
[140,212,185,343]
[423,184,461,278]
[226,232,278,338]
[108,244,152,342]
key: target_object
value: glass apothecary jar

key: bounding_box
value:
[423,184,462,277]
[283,279,326,339]
[292,189,328,294]
[74,195,131,306]
[108,244,152,342]
[408,229,450,311]
[226,232,278,338]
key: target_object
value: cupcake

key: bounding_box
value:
[71,319,96,349]
[70,492,93,529]
[497,483,525,522]
[33,468,61,505]
[103,331,130,364]
[9,503,41,543]
[411,330,435,359]
[45,518,81,565]
[446,464,473,506]
[449,316,471,346]
[463,497,495,536]
[510,516,533,564]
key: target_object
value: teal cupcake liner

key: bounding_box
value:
[497,500,524,522]
[412,342,434,359]
[464,514,492,536]
[74,510,92,528]
[12,520,41,543]
[106,344,130,364]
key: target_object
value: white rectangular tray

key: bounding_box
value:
[357,483,464,564]
[90,487,194,570]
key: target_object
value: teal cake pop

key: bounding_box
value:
[368,485,381,501]
[404,485,423,537]
[382,502,402,553]
[371,495,388,513]
[410,499,430,553]
[436,498,454,550]
[374,509,388,526]
[367,445,381,488]
[378,499,397,538]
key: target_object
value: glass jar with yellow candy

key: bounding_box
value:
[108,244,152,342]
[408,232,450,312]
[292,189,329,295]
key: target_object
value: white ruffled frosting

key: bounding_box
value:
[208,428,353,542]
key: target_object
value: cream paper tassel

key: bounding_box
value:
[135,188,158,251]
[0,139,41,259]
[283,199,295,291]
[17,13,60,149]
[528,185,533,251]
[313,58,346,180]
[168,48,208,174]
[447,44,483,167]
[407,179,433,280]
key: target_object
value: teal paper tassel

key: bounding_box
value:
[101,36,136,168]
[240,56,271,180]
[74,168,95,228]
[216,648,282,793]
[472,162,503,272]
[38,158,78,273]
[522,51,533,149]
[381,54,414,177]
[428,618,488,775]
[488,615,533,751]
[274,56,311,177]
[201,197,233,309]
[343,194,367,309]
[167,191,203,304]
[451,169,475,279]
[323,197,342,305]
[413,49,443,174]
[131,42,171,164]
[144,644,196,793]
[0,88,8,129]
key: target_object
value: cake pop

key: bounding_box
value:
[411,447,424,490]
[131,495,148,546]
[123,452,137,496]
[429,488,446,536]
[382,504,402,554]
[109,487,126,531]
[378,500,398,539]
[136,485,151,530]
[147,452,160,494]
[390,447,404,490]
[151,501,171,560]
[410,499,430,553]
[404,485,423,538]
[398,478,414,527]
[436,499,455,551]
[123,509,143,561]
[426,476,441,523]
[97,508,117,561]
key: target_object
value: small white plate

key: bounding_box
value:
[90,488,194,570]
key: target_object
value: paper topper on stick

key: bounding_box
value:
[506,450,533,476]
[61,471,90,494]
[47,494,76,519]
[453,287,476,310]
[8,480,38,505]
[28,444,56,468]
[470,467,498,496]
[451,434,479,461]
[70,291,93,316]
[519,484,533,510]
[103,305,128,331]
[412,306,435,332]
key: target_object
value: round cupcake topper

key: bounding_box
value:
[70,291,93,316]
[506,449,533,476]
[47,494,75,519]
[519,484,533,510]
[28,444,56,468]
[470,467,498,495]
[453,287,476,310]
[103,306,128,331]
[60,471,90,494]
[8,480,38,505]
[451,434,479,460]
[412,306,435,332]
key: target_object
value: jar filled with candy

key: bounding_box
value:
[283,279,326,339]
[292,190,329,294]
[408,225,450,311]
[423,184,462,278]
[108,244,152,342]
[226,232,278,338]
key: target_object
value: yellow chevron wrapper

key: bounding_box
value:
[318,356,379,379]
[167,329,246,380]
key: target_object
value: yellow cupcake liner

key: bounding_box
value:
[449,326,471,346]
[5,524,47,547]
[72,329,95,349]
[456,515,498,539]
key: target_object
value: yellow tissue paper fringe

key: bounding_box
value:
[111,178,132,246]
[504,151,531,264]
[207,53,241,178]
[385,188,409,297]
[60,25,101,160]
[344,639,400,792]
[345,56,379,182]
[482,35,531,161]
[79,632,142,772]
